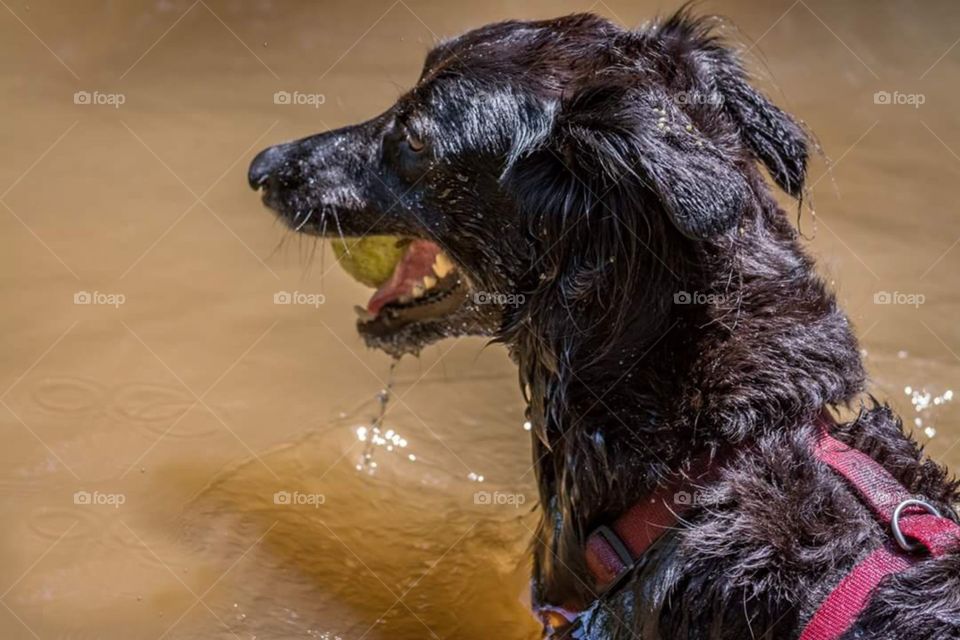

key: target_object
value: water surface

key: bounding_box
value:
[2,1,959,638]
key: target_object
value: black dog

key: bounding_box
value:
[249,11,960,639]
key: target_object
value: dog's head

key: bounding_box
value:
[249,12,808,357]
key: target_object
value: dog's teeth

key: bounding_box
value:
[423,276,437,290]
[354,305,375,321]
[432,253,455,278]
[412,283,426,298]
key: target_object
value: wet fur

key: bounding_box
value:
[249,9,960,638]
[502,13,960,639]
[500,13,960,639]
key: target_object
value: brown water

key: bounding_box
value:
[2,1,959,638]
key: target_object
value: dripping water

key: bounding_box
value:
[357,358,400,473]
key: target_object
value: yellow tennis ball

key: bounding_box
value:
[331,236,409,288]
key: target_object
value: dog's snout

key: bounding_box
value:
[248,145,286,189]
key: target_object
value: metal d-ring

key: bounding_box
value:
[891,498,941,552]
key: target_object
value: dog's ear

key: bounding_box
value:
[506,81,750,241]
[655,11,808,197]
[715,64,809,198]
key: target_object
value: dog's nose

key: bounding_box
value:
[248,145,285,189]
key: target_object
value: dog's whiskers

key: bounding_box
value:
[318,217,329,277]
[266,224,291,262]
[332,208,348,249]
[294,208,315,232]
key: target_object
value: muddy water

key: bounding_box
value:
[1,1,959,638]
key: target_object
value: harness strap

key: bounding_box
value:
[799,416,960,640]
[536,449,722,636]
[584,449,723,593]
[538,413,960,640]
[799,544,916,640]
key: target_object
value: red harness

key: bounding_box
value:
[800,418,960,639]
[538,414,960,639]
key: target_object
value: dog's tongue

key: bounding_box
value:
[367,239,442,315]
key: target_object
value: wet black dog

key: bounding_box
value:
[249,11,960,639]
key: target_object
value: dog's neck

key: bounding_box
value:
[509,186,865,604]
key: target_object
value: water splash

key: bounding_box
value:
[904,385,954,439]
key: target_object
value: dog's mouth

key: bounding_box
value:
[329,236,494,357]
[352,238,468,334]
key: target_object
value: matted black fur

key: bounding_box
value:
[249,9,960,638]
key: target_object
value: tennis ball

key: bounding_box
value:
[331,236,409,288]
